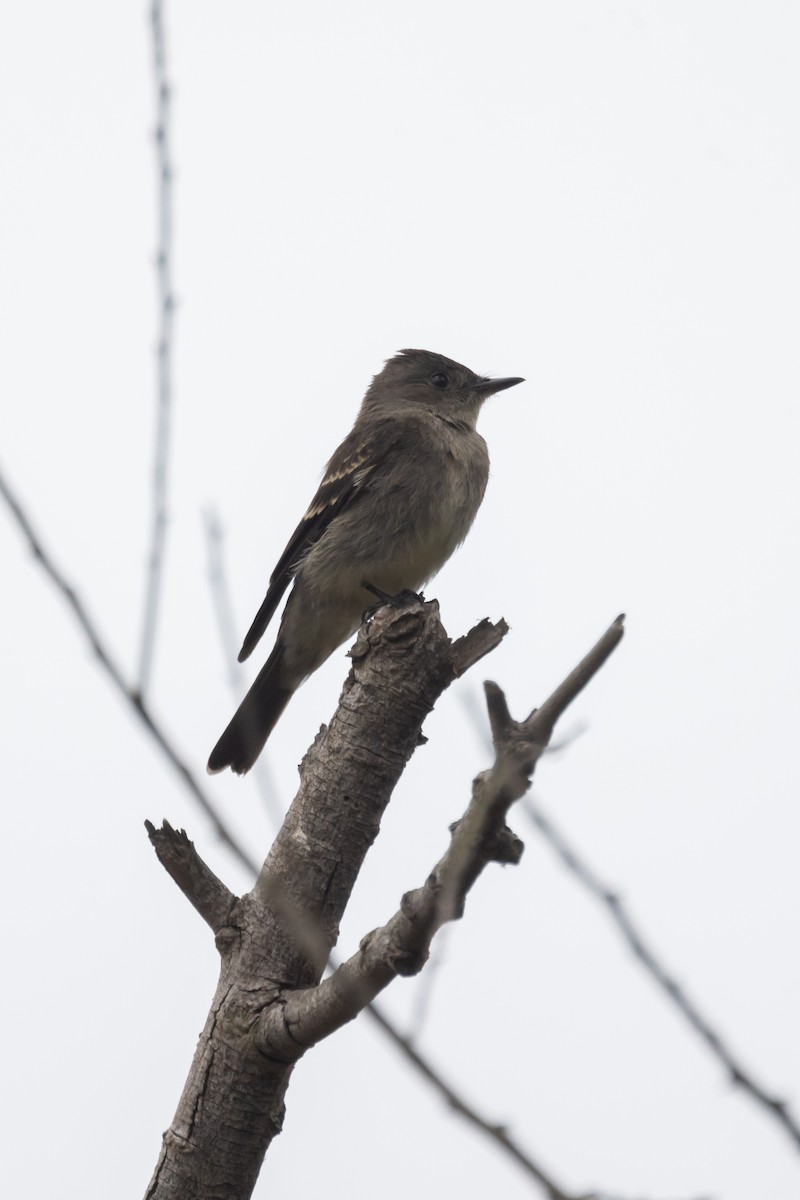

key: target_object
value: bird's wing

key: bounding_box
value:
[237,419,398,662]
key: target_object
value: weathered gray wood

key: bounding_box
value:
[145,597,509,1200]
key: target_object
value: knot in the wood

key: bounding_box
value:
[482,824,524,866]
[392,945,429,977]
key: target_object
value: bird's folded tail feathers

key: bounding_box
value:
[238,585,286,663]
[207,645,292,775]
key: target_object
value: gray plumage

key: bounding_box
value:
[208,348,523,775]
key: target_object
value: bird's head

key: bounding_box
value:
[362,348,524,427]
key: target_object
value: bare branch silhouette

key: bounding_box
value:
[362,999,583,1200]
[138,0,176,699]
[0,466,255,873]
[522,798,800,1153]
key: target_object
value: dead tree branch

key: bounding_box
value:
[144,597,510,1198]
[144,605,624,1200]
[145,820,235,930]
[258,617,624,1056]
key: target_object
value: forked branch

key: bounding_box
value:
[258,616,625,1056]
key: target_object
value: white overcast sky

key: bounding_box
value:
[2,3,799,1199]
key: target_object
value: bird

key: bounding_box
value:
[207,348,523,775]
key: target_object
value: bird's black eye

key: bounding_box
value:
[429,372,449,389]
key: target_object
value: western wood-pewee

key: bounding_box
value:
[207,348,523,775]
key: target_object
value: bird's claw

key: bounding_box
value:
[361,582,424,621]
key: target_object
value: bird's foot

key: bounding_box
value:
[361,582,424,621]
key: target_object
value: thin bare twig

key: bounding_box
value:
[0,466,256,874]
[522,798,800,1153]
[138,0,176,699]
[355,1001,584,1200]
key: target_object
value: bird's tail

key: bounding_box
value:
[207,645,293,775]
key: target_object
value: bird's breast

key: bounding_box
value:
[300,421,489,600]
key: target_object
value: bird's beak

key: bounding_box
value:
[472,375,525,396]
